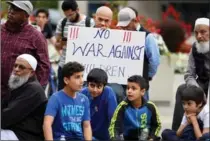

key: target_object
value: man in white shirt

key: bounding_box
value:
[55,0,95,90]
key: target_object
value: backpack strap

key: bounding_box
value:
[61,17,90,38]
[85,16,91,27]
[61,18,67,38]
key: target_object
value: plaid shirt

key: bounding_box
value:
[1,22,50,98]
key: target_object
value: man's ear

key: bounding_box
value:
[76,8,79,13]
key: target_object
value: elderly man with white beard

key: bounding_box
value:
[1,54,47,140]
[172,17,210,131]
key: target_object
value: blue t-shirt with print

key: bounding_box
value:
[80,86,117,140]
[45,90,90,140]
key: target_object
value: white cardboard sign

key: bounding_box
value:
[65,26,145,84]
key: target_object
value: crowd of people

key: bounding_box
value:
[1,0,209,141]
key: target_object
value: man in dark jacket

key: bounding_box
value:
[172,17,210,131]
[1,54,47,140]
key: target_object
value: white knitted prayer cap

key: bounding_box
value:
[195,17,209,27]
[17,54,37,71]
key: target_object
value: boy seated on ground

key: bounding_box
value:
[43,62,92,140]
[109,75,161,141]
[162,86,210,141]
[80,68,118,140]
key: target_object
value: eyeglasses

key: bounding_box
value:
[13,64,32,70]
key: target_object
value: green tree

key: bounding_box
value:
[31,1,58,9]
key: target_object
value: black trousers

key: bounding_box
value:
[172,84,186,131]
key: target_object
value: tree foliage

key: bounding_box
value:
[31,1,58,9]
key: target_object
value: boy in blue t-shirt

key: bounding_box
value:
[43,62,92,140]
[80,68,118,140]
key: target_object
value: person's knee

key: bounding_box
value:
[161,129,176,140]
[161,129,174,137]
[199,133,210,141]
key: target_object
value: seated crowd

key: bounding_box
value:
[1,55,209,141]
[1,1,209,141]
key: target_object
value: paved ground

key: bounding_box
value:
[157,74,185,134]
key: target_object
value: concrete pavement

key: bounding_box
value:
[155,74,185,134]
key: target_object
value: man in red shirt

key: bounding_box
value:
[1,1,50,104]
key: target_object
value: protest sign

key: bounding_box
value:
[66,26,145,84]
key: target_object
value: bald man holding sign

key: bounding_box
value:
[94,6,113,29]
[88,6,126,104]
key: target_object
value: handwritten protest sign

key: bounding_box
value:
[66,26,145,84]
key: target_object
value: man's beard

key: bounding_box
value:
[8,73,30,90]
[195,41,209,54]
[70,12,80,23]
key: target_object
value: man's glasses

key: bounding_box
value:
[13,64,32,70]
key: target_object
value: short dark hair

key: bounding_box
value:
[36,8,49,18]
[61,0,78,11]
[87,68,108,85]
[127,75,149,91]
[128,6,138,17]
[62,61,84,80]
[181,86,206,106]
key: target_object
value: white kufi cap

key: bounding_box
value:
[195,18,209,27]
[17,54,37,71]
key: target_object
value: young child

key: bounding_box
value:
[162,86,210,141]
[43,62,92,140]
[109,75,161,140]
[80,68,118,140]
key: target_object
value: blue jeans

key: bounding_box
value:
[144,90,149,101]
[162,129,210,141]
[162,119,207,141]
[108,83,126,104]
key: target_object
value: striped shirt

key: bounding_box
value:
[56,15,95,67]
